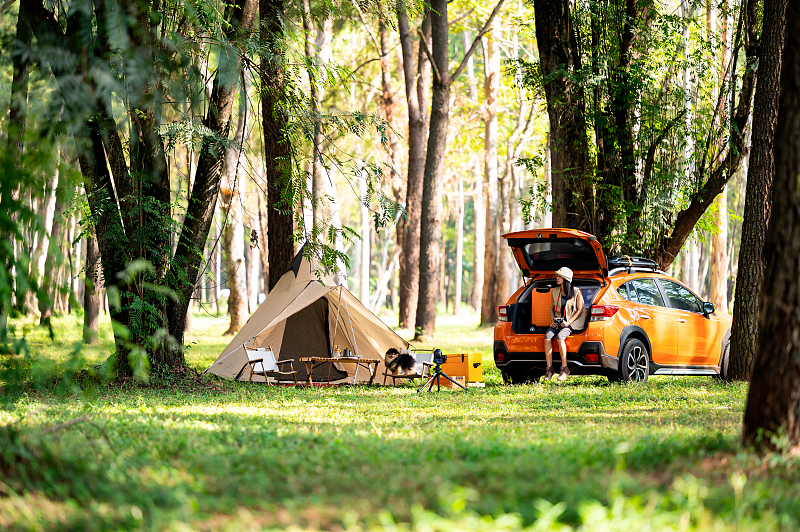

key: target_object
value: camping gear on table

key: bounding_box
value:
[205,246,410,384]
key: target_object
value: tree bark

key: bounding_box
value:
[454,174,464,314]
[414,0,452,340]
[166,0,258,363]
[415,0,505,340]
[2,0,33,332]
[742,0,800,448]
[397,5,430,330]
[220,71,251,336]
[472,157,485,313]
[261,0,295,290]
[480,34,500,327]
[38,182,67,325]
[730,0,788,382]
[532,0,591,232]
[709,191,728,311]
[83,229,102,344]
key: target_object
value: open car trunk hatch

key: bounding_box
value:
[503,229,608,281]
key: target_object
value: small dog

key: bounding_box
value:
[385,348,416,375]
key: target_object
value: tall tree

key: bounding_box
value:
[730,0,788,381]
[27,0,259,377]
[742,0,800,447]
[414,0,505,340]
[83,229,102,344]
[532,0,591,231]
[220,72,251,336]
[480,33,500,327]
[397,4,430,331]
[261,0,295,290]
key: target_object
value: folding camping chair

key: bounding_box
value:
[382,350,434,386]
[243,346,299,385]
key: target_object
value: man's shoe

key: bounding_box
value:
[544,366,555,381]
[558,366,570,381]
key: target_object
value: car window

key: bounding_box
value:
[623,282,639,303]
[617,284,630,301]
[660,280,703,313]
[629,278,665,307]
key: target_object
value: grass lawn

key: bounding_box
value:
[1,310,799,531]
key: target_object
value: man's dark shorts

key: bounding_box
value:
[545,326,574,341]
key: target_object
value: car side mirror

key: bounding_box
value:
[703,301,715,317]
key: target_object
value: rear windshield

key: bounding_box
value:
[520,238,600,272]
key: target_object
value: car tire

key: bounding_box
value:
[713,341,730,380]
[618,338,649,383]
[501,366,537,384]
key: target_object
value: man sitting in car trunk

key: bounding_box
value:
[544,267,587,381]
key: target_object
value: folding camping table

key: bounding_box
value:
[298,357,380,386]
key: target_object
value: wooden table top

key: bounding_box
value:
[299,357,380,363]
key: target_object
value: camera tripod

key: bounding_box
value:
[417,361,467,393]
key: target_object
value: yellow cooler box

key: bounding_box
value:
[441,353,483,384]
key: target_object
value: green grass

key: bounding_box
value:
[2,311,799,531]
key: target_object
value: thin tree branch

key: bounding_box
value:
[452,0,506,82]
[417,27,441,85]
[352,0,380,52]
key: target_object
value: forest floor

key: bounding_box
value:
[1,311,799,531]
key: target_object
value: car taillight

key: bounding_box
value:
[498,305,508,322]
[585,353,599,363]
[590,305,619,321]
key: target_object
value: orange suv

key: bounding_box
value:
[493,229,732,383]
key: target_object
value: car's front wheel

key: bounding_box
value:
[618,338,649,383]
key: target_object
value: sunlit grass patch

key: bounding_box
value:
[1,313,798,531]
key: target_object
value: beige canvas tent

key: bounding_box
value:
[205,247,410,384]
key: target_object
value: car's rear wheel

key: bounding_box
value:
[501,366,539,384]
[618,338,649,383]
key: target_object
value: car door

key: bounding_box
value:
[658,279,720,366]
[626,278,678,365]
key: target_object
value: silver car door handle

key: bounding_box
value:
[678,318,687,323]
[640,314,651,320]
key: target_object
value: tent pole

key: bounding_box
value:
[331,285,343,357]
[343,290,361,385]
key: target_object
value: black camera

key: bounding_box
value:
[433,348,447,364]
[553,317,565,325]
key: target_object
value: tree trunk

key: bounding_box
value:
[83,229,102,344]
[472,157,485,313]
[397,6,430,330]
[414,0,505,340]
[709,191,728,311]
[2,1,33,332]
[220,73,251,336]
[532,0,591,232]
[256,171,270,296]
[414,0,452,341]
[742,0,800,448]
[261,0,295,290]
[480,33,500,327]
[38,183,66,325]
[454,174,464,314]
[30,167,60,315]
[166,0,258,365]
[360,164,371,304]
[730,0,788,382]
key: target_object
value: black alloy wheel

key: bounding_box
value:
[618,338,649,383]
[713,341,730,380]
[501,366,539,384]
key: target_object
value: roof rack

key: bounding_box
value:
[607,255,664,276]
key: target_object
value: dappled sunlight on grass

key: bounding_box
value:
[2,313,798,531]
